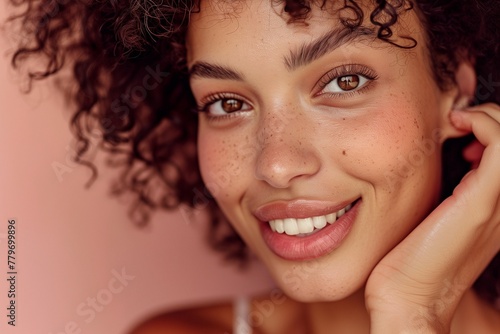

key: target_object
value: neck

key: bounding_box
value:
[258,287,370,334]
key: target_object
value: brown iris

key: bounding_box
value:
[221,99,243,113]
[338,75,360,91]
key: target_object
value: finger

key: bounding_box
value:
[461,103,500,122]
[450,109,500,140]
[450,103,500,138]
[450,112,500,211]
[450,110,500,148]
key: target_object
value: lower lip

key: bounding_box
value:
[260,199,361,261]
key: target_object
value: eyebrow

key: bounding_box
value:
[189,62,244,81]
[284,26,376,71]
[188,26,376,81]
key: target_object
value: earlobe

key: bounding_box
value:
[440,61,477,141]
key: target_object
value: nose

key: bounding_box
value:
[254,106,321,189]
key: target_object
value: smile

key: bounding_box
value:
[258,198,361,261]
[269,202,353,237]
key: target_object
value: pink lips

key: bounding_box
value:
[255,198,361,261]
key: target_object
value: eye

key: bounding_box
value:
[206,98,250,115]
[322,74,369,94]
[198,94,252,116]
[316,64,378,98]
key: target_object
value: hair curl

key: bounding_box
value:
[7,0,500,304]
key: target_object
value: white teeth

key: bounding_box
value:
[326,213,336,224]
[298,218,314,234]
[312,215,327,229]
[284,218,299,235]
[275,220,285,233]
[268,201,355,236]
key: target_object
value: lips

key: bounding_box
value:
[255,198,361,261]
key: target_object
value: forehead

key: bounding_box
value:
[186,0,425,66]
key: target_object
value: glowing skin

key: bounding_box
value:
[187,0,457,307]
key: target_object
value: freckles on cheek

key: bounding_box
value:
[198,136,251,200]
[362,105,433,190]
[379,113,441,194]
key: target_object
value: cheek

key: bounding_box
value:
[341,102,442,194]
[197,128,252,202]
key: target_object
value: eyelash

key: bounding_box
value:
[197,93,239,111]
[316,63,378,98]
[196,93,251,122]
[196,63,379,120]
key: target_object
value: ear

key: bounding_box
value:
[439,60,476,141]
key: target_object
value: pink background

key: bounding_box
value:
[0,5,274,334]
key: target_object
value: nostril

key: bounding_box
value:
[254,143,321,189]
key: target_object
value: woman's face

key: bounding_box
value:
[187,0,457,301]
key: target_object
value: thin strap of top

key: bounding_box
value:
[233,296,252,334]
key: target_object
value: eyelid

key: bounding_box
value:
[314,64,378,96]
[196,92,253,121]
[196,92,248,112]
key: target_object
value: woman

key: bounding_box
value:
[9,0,500,332]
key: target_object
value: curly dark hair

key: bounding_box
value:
[7,0,500,305]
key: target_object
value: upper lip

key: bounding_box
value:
[253,198,358,222]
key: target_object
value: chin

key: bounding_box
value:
[279,278,366,303]
[265,256,371,303]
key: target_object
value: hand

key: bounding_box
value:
[365,103,500,333]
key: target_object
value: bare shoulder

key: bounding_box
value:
[128,292,305,334]
[128,301,234,334]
